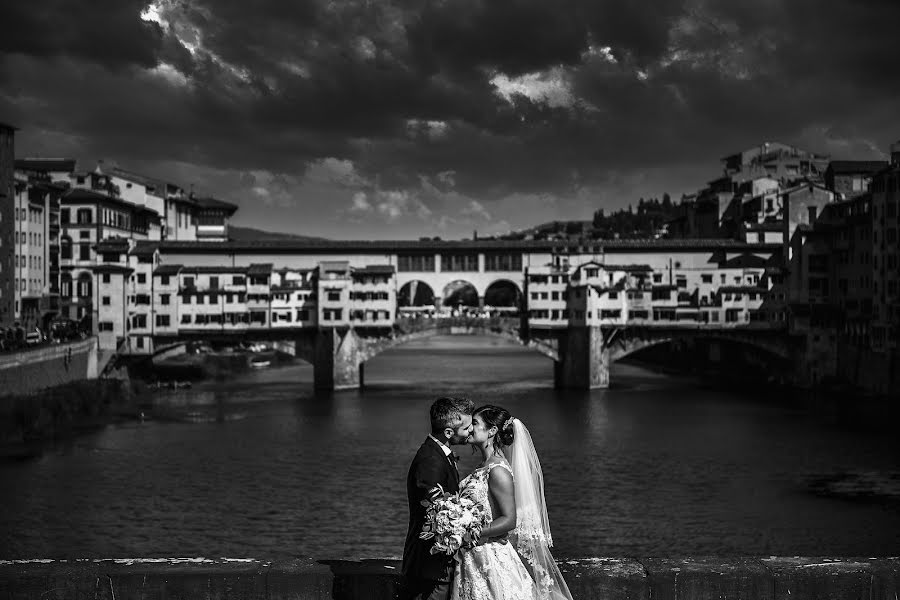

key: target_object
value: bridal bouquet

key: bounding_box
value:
[419,491,488,555]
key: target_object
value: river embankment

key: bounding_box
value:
[0,378,139,458]
[1,556,898,600]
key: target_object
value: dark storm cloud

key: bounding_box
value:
[3,0,900,222]
[0,0,164,69]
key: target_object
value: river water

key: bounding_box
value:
[2,336,899,560]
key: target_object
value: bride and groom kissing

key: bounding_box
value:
[402,396,573,600]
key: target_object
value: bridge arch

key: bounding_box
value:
[483,279,522,312]
[606,331,792,366]
[442,280,479,309]
[398,280,436,308]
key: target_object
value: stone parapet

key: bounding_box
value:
[1,556,897,600]
[0,338,99,396]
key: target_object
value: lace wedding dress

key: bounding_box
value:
[451,462,540,600]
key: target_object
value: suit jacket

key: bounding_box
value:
[402,436,460,581]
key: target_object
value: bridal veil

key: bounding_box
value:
[505,418,574,600]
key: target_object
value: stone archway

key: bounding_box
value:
[483,279,522,316]
[398,280,436,307]
[442,280,479,312]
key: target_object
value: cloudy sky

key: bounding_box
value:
[2,0,899,240]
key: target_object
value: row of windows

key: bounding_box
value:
[60,243,92,261]
[527,274,569,284]
[527,308,757,322]
[13,231,43,246]
[397,254,523,272]
[61,208,94,225]
[13,278,44,292]
[100,208,131,230]
[349,291,390,301]
[11,255,43,270]
[13,207,43,224]
[179,312,268,325]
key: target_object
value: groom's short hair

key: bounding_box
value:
[430,396,474,432]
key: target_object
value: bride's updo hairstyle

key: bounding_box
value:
[474,405,514,450]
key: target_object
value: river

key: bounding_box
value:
[1,336,899,560]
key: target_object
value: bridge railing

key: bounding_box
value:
[393,315,521,336]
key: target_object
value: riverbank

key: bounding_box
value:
[1,556,897,600]
[0,378,139,459]
[145,348,294,382]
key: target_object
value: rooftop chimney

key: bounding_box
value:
[891,140,900,166]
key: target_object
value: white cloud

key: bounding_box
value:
[305,157,371,187]
[460,200,491,221]
[436,170,456,188]
[583,45,617,64]
[350,191,372,213]
[375,190,432,221]
[491,67,576,108]
[406,119,449,141]
[148,63,190,87]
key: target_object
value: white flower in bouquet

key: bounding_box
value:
[419,492,489,555]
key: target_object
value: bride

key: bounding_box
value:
[452,405,573,600]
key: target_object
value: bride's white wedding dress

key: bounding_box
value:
[452,461,539,600]
[452,418,574,600]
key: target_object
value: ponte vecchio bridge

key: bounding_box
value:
[112,237,804,390]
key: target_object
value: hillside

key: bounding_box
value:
[228,225,327,242]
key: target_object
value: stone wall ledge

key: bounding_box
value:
[0,556,898,600]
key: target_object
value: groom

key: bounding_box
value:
[401,396,474,600]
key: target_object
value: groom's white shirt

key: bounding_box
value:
[428,434,452,457]
[426,434,456,498]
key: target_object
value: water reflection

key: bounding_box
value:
[1,336,899,560]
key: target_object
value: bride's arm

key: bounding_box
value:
[478,467,517,540]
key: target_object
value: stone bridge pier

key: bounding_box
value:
[294,328,366,391]
[552,325,610,390]
[296,323,612,392]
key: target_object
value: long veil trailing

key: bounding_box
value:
[504,418,574,600]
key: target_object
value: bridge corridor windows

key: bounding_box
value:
[441,254,478,272]
[483,253,522,271]
[398,254,436,272]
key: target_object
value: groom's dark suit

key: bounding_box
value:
[402,436,460,598]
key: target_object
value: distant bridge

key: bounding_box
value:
[151,316,797,390]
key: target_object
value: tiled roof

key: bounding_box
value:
[94,238,130,253]
[63,188,110,202]
[108,167,166,192]
[152,238,780,254]
[191,195,239,215]
[601,264,653,272]
[15,158,76,172]
[92,264,134,274]
[181,266,249,274]
[744,221,783,231]
[247,263,274,275]
[131,242,159,257]
[352,264,396,275]
[717,286,766,294]
[320,260,350,271]
[153,264,184,276]
[721,253,769,268]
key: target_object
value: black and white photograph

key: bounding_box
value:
[1,0,899,598]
